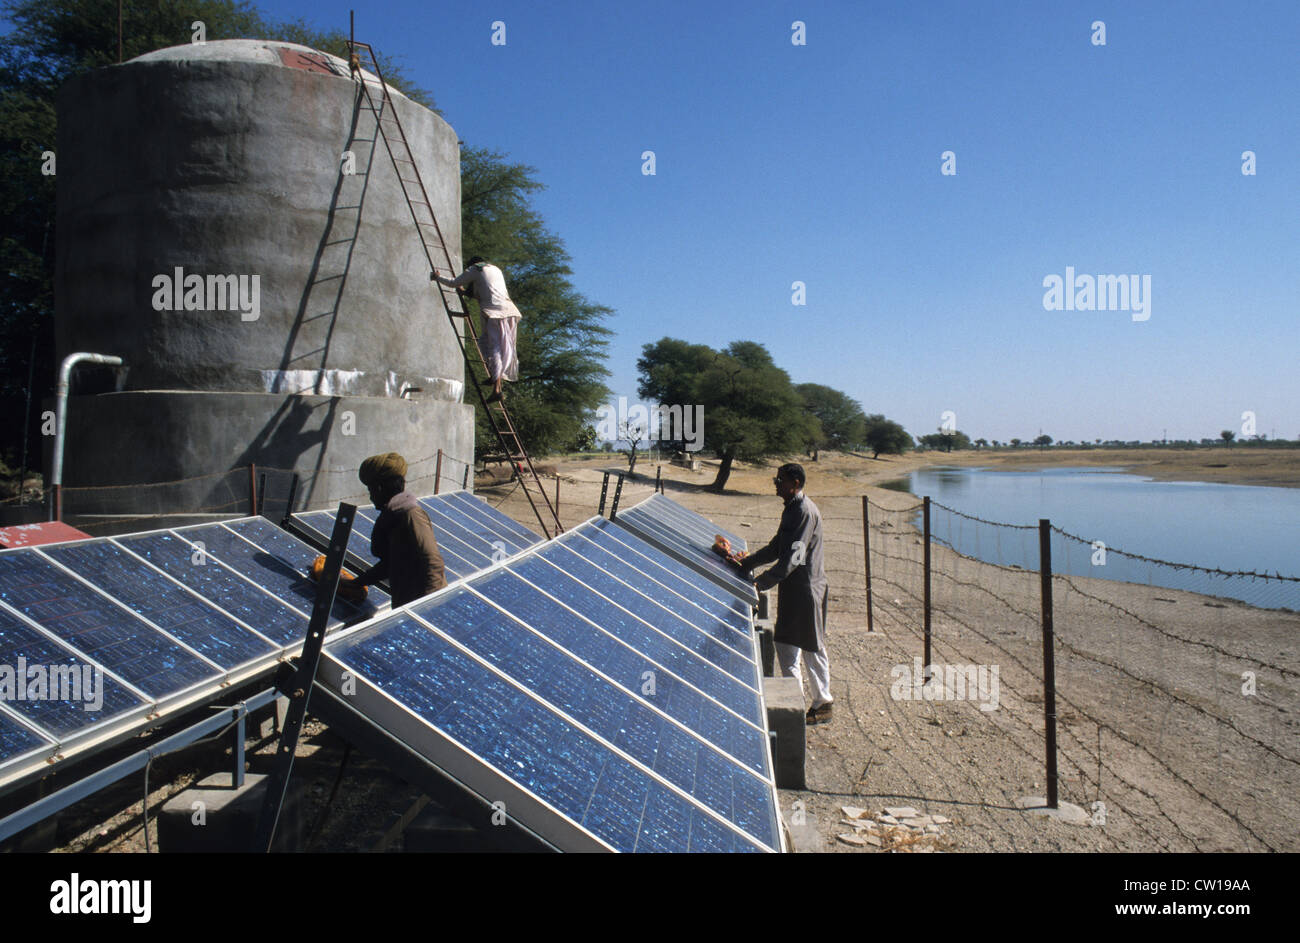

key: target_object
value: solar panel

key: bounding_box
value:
[319,515,782,853]
[614,495,759,605]
[0,608,148,738]
[0,551,221,700]
[287,491,541,585]
[0,514,382,791]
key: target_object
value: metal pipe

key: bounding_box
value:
[862,496,874,633]
[1039,519,1059,809]
[51,352,124,521]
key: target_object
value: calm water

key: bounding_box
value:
[890,466,1300,610]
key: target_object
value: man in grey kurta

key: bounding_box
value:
[736,463,833,724]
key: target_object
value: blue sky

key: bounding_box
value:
[261,2,1295,442]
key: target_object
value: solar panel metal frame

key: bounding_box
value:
[0,515,379,795]
[612,495,760,606]
[319,515,784,853]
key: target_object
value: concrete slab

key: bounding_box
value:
[1015,795,1091,826]
[158,772,304,852]
[764,676,806,789]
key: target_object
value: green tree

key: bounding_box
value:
[1220,430,1235,444]
[795,383,868,453]
[1033,434,1053,449]
[459,147,611,459]
[638,338,819,491]
[862,414,911,459]
[918,430,972,452]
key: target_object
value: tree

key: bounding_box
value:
[459,147,612,458]
[1220,430,1236,444]
[638,338,818,491]
[1010,438,1022,448]
[918,430,972,452]
[974,438,988,449]
[795,383,868,453]
[1034,434,1053,449]
[862,414,912,459]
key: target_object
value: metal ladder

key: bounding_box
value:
[346,40,563,538]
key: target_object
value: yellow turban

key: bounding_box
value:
[359,452,408,487]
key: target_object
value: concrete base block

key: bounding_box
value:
[764,676,806,789]
[784,806,824,853]
[403,803,486,853]
[1015,796,1091,826]
[158,772,304,852]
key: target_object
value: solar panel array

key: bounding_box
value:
[614,494,759,605]
[289,491,541,584]
[320,513,782,853]
[0,517,387,789]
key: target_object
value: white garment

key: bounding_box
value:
[445,262,522,319]
[479,315,519,383]
[775,639,832,710]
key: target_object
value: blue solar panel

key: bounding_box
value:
[45,541,276,670]
[0,608,147,738]
[417,501,507,566]
[117,532,309,648]
[615,497,759,603]
[534,543,760,691]
[413,586,773,835]
[473,567,767,773]
[178,522,386,625]
[588,520,753,624]
[560,531,751,645]
[325,610,771,852]
[496,558,765,740]
[0,552,219,699]
[443,490,541,549]
[0,710,50,764]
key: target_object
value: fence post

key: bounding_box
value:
[923,495,932,678]
[1039,518,1059,809]
[248,463,258,516]
[655,465,662,493]
[462,463,470,490]
[862,496,874,633]
[434,449,443,495]
[555,476,560,516]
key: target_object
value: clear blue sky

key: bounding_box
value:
[266,2,1296,442]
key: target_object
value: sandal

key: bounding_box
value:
[805,703,833,725]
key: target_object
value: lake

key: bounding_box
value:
[885,465,1300,610]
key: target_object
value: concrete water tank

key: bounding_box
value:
[54,39,472,516]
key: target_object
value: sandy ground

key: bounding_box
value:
[39,448,1299,853]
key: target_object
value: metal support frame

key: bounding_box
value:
[248,464,258,516]
[434,448,443,495]
[281,472,300,527]
[253,503,356,852]
[0,688,278,843]
[609,473,625,520]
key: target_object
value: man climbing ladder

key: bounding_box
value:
[433,257,521,403]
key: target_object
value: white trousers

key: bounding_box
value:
[775,641,832,709]
[479,315,519,383]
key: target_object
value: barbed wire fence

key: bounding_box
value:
[855,492,1300,851]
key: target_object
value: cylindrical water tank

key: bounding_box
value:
[54,40,472,515]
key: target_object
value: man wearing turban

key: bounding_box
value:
[349,452,447,607]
